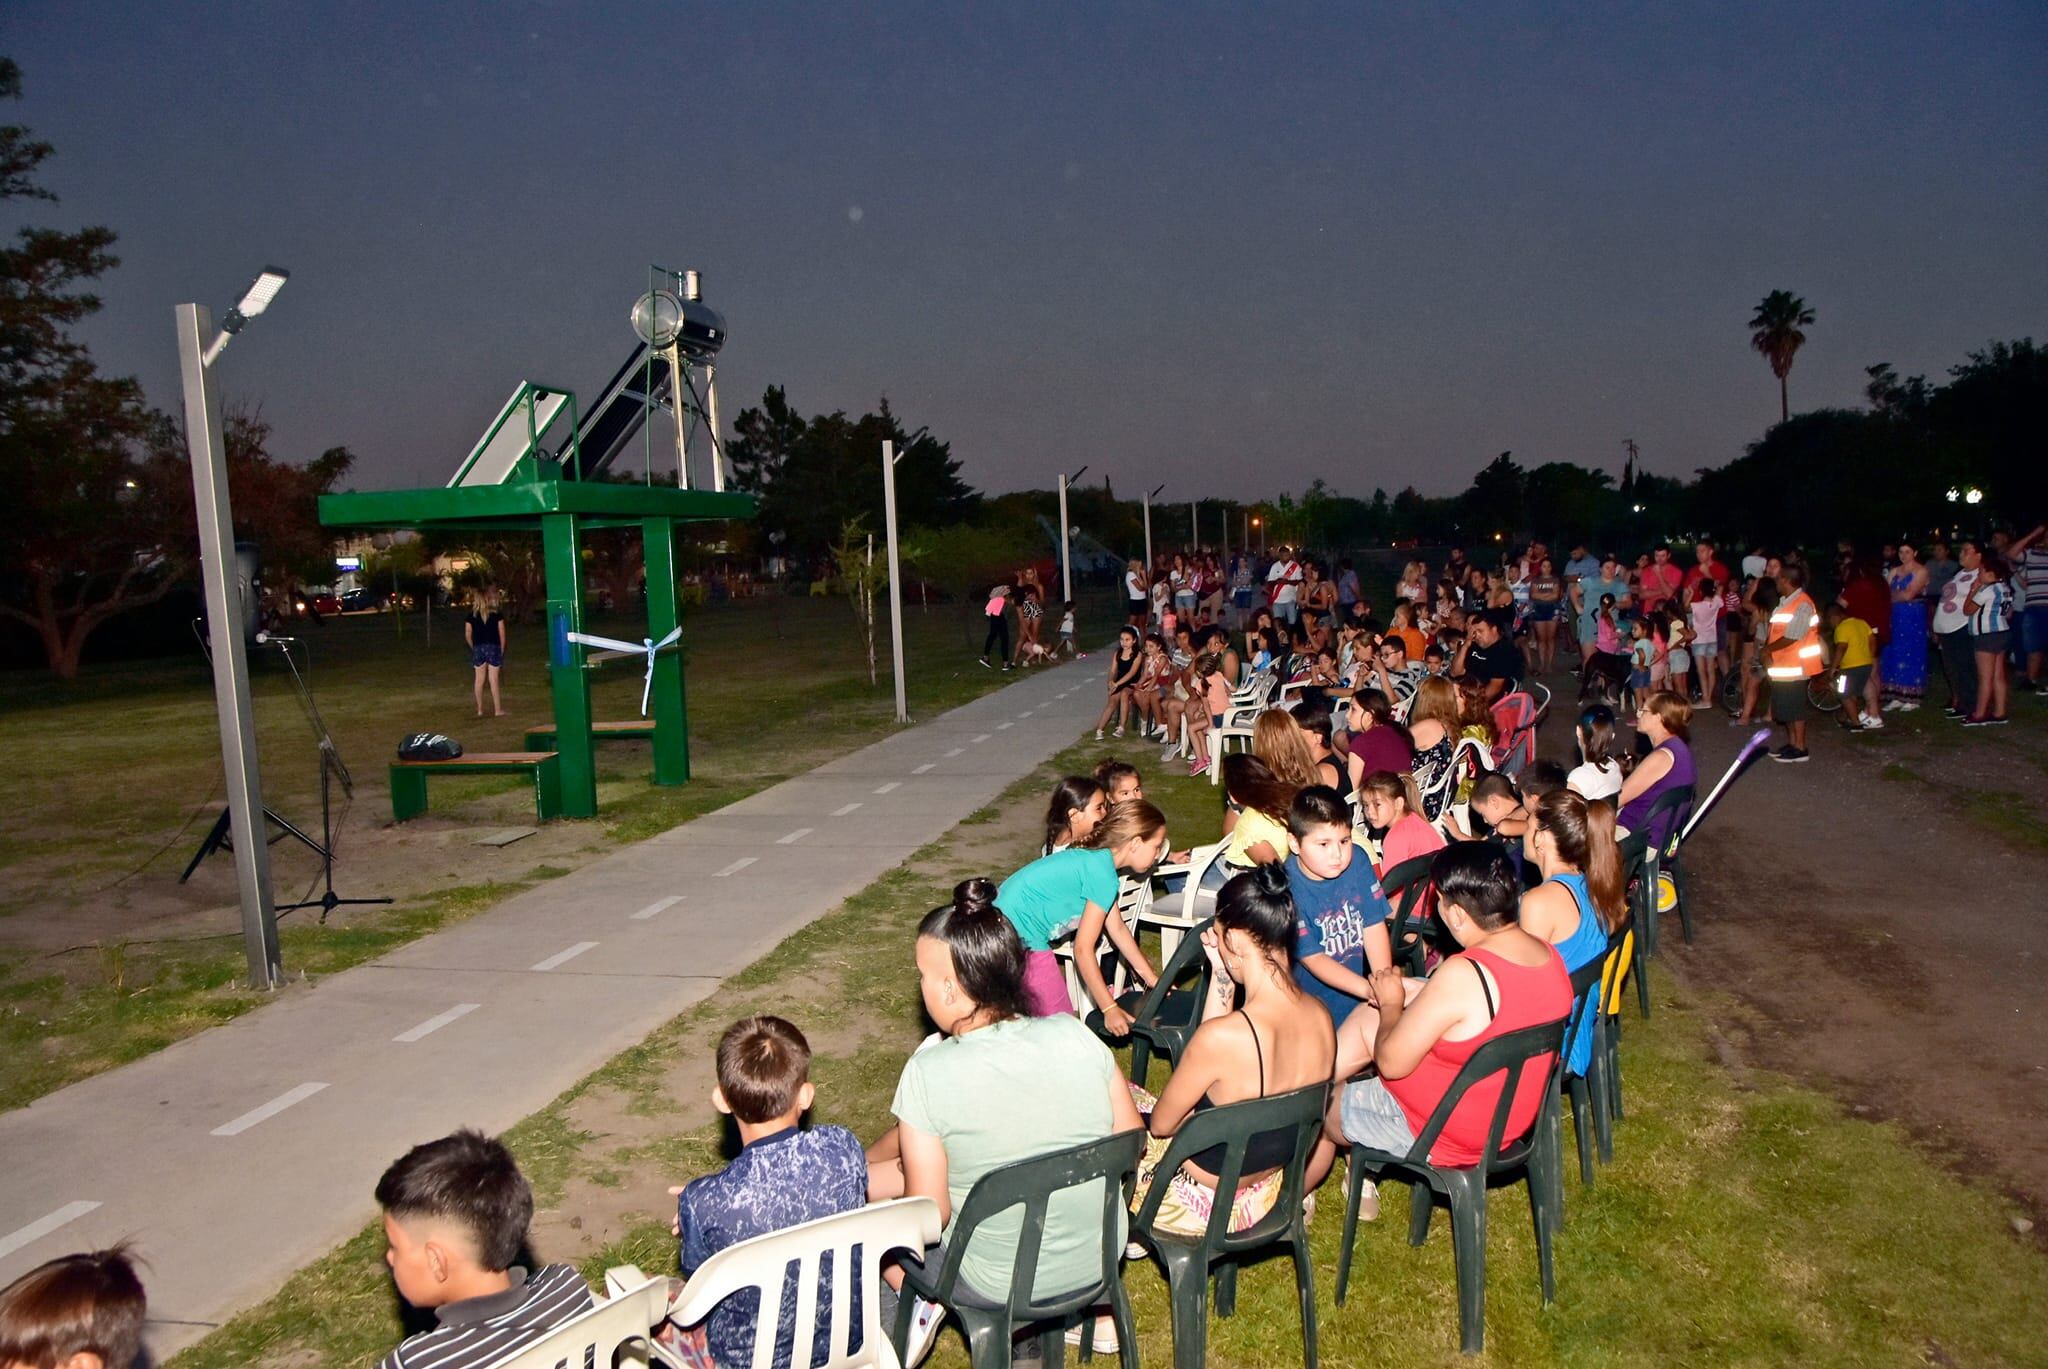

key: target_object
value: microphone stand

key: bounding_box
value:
[266,635,393,922]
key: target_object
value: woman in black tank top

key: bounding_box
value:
[1128,865,1336,1237]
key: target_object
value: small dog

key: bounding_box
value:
[1578,650,1630,708]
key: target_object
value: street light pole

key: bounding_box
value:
[881,440,908,723]
[178,277,289,990]
[1058,465,1087,604]
[1190,499,1198,554]
[1143,483,1165,580]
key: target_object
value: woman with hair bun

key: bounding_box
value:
[1129,865,1336,1238]
[868,880,1143,1357]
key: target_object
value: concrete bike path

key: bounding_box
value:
[0,659,1110,1360]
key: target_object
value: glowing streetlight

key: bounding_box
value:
[180,266,291,988]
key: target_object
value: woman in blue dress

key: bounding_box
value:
[1881,544,1930,710]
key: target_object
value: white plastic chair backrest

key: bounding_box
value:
[483,1269,664,1369]
[665,1197,942,1369]
[1114,873,1152,927]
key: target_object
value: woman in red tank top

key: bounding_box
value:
[1313,843,1572,1179]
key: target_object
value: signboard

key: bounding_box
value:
[335,555,362,572]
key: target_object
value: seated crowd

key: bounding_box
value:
[4,552,1721,1369]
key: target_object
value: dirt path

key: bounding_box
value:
[1540,686,2048,1230]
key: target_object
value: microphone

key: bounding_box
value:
[256,632,296,644]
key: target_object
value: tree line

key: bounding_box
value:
[4,53,2042,678]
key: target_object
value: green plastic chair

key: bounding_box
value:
[1087,915,1215,1083]
[1129,1081,1331,1369]
[1596,923,1634,1128]
[1379,853,1438,977]
[1640,784,1697,945]
[1552,955,1611,1194]
[1333,1020,1567,1356]
[1617,830,1655,1018]
[889,1129,1147,1369]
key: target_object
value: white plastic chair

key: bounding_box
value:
[658,1198,943,1369]
[1428,737,1497,840]
[484,1267,666,1369]
[1139,840,1232,961]
[1056,874,1151,1009]
[1207,670,1277,785]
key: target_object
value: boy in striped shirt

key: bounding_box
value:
[376,1130,593,1369]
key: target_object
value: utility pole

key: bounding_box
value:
[1143,483,1165,578]
[881,440,908,723]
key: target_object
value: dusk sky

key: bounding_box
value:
[8,2,2046,500]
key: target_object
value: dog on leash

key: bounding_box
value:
[1578,650,1630,708]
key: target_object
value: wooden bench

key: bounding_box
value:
[521,720,657,750]
[390,752,561,823]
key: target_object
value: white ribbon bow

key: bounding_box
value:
[565,626,683,715]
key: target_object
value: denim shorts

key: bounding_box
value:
[1340,1076,1418,1155]
[2021,606,2048,655]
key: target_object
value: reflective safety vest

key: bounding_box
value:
[1766,589,1825,680]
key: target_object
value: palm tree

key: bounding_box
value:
[1749,290,1816,424]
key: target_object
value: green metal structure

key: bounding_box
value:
[320,438,753,819]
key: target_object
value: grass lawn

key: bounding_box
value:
[169,737,2047,1368]
[0,590,1125,1110]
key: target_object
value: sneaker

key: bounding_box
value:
[1859,715,1884,730]
[977,657,992,669]
[1112,726,1125,738]
[1095,728,1105,740]
[1161,746,1181,762]
[1881,698,1905,712]
[1063,1321,1120,1355]
[1188,757,1209,776]
[2034,684,2048,697]
[1897,701,1919,712]
[1769,745,1809,763]
[1987,715,2009,725]
[1002,663,1014,671]
[1353,1179,1379,1222]
[1728,716,1752,727]
[1962,715,1992,727]
[1943,706,1966,718]
[903,1295,945,1368]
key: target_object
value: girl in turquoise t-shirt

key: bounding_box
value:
[994,801,1170,1031]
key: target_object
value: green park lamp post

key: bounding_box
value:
[178,267,291,990]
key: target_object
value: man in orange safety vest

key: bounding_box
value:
[1765,560,1825,762]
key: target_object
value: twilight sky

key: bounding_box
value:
[8,2,2046,499]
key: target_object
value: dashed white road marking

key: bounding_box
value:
[831,802,863,816]
[777,828,814,845]
[0,1202,101,1260]
[631,895,684,920]
[997,721,1014,730]
[713,857,759,877]
[1019,709,1036,717]
[211,1083,328,1137]
[873,782,901,794]
[971,734,991,744]
[394,1003,481,1042]
[531,941,599,972]
[912,763,936,774]
[945,747,965,757]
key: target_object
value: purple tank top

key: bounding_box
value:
[1618,738,1696,848]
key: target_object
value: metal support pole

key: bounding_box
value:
[882,440,908,723]
[704,364,726,493]
[1191,500,1198,554]
[1058,473,1074,604]
[177,302,281,990]
[666,344,690,488]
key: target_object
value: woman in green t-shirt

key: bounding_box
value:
[867,880,1144,1359]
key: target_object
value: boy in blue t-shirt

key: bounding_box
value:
[666,1016,868,1369]
[1282,786,1395,1080]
